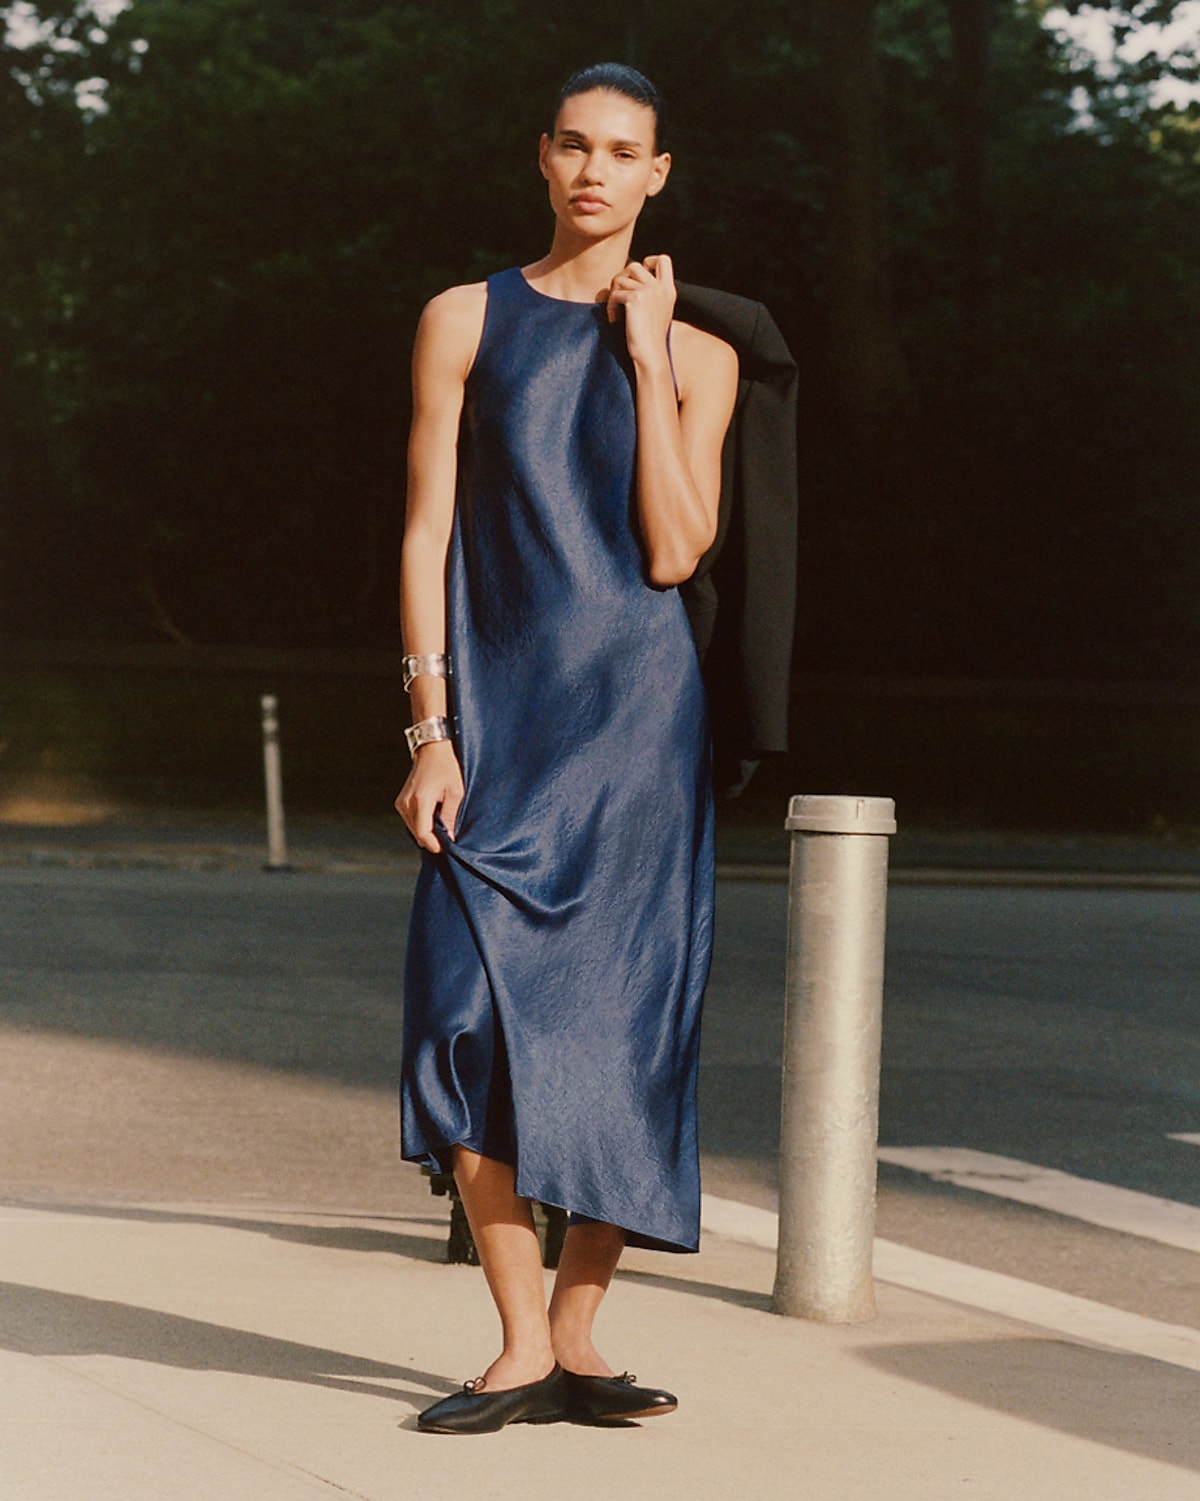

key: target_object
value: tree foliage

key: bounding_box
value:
[2,0,1199,678]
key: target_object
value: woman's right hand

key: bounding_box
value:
[395,740,464,852]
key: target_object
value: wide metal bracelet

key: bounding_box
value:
[402,653,452,693]
[405,715,451,758]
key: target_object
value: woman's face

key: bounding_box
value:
[539,88,670,238]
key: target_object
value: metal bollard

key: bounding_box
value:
[260,694,291,871]
[772,794,896,1322]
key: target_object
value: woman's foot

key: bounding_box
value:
[417,1364,569,1434]
[550,1335,614,1379]
[563,1370,678,1424]
[478,1348,559,1391]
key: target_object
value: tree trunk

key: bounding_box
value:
[946,0,997,335]
[819,0,908,444]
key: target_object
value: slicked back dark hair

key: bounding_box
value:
[552,63,665,152]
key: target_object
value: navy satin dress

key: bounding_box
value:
[400,266,714,1253]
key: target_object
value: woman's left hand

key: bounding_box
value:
[605,254,675,369]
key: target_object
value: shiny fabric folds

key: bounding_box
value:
[401,267,714,1253]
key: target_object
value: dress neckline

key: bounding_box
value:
[515,267,603,308]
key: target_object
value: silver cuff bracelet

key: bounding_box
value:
[403,653,452,693]
[405,715,451,758]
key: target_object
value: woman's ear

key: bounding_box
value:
[645,151,671,199]
[538,132,551,179]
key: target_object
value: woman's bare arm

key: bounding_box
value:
[394,283,486,850]
[606,254,738,585]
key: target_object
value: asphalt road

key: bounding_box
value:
[2,864,1198,1326]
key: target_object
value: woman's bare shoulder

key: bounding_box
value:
[420,281,487,332]
[423,281,488,319]
[414,282,488,375]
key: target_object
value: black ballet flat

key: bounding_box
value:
[417,1363,569,1434]
[564,1370,678,1424]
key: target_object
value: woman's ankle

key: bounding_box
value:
[550,1334,614,1378]
[481,1344,557,1390]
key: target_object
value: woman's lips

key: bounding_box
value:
[572,196,610,214]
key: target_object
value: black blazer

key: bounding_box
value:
[674,283,799,794]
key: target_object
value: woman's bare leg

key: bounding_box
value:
[451,1147,555,1389]
[548,1220,626,1376]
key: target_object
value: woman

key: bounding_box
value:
[395,62,738,1435]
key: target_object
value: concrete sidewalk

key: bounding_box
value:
[2,1191,1198,1500]
[4,809,1200,1496]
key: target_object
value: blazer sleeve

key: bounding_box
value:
[675,284,798,790]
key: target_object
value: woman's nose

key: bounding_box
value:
[578,152,606,184]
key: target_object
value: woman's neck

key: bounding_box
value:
[523,230,637,305]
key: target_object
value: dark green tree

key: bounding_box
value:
[2,0,1199,680]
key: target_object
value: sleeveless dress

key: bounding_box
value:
[400,266,714,1253]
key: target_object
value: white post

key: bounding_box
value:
[772,794,895,1321]
[261,694,290,871]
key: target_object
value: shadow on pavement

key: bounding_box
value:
[0,1195,449,1263]
[1,1196,773,1315]
[0,1281,456,1408]
[615,1266,772,1314]
[858,1337,1200,1473]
